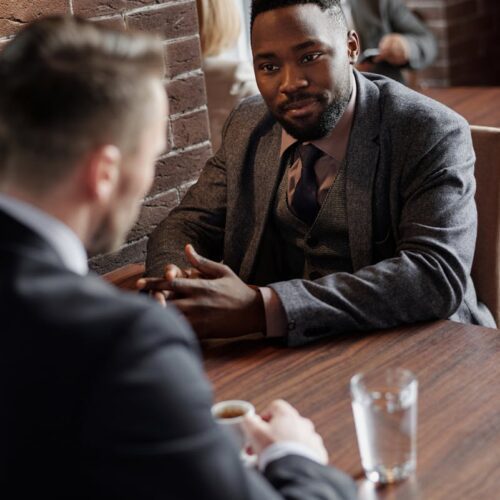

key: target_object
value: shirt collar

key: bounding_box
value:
[280,72,357,162]
[0,194,88,276]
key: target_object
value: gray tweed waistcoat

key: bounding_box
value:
[272,159,353,281]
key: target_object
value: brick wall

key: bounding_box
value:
[0,0,211,274]
[1,1,499,272]
[405,0,500,87]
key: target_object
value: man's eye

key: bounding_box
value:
[260,63,279,73]
[302,53,321,63]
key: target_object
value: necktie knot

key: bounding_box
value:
[299,143,322,170]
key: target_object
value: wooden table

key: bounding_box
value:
[203,321,500,499]
[420,87,500,127]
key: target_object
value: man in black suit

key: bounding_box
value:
[0,16,355,499]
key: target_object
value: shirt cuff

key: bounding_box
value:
[258,441,327,471]
[259,287,287,338]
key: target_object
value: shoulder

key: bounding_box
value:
[362,73,469,133]
[26,265,197,354]
[85,273,196,347]
[226,94,270,128]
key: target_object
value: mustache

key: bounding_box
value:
[278,93,325,112]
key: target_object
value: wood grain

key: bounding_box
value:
[420,87,500,127]
[203,321,500,499]
[102,263,144,291]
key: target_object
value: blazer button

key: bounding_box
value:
[309,271,321,280]
[307,236,319,248]
[287,320,296,331]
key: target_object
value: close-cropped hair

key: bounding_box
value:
[196,0,241,57]
[250,0,346,31]
[0,16,165,194]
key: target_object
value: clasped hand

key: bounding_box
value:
[137,244,266,338]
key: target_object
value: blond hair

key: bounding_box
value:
[196,0,241,57]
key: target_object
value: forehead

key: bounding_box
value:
[251,4,341,51]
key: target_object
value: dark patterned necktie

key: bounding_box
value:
[291,143,322,225]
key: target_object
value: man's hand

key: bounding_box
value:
[374,34,410,66]
[242,400,329,464]
[137,244,266,338]
[137,259,202,306]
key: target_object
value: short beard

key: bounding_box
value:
[277,73,352,142]
[86,214,124,258]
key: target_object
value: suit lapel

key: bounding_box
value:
[346,71,381,270]
[239,119,284,281]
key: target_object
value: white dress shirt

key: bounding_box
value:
[0,194,88,276]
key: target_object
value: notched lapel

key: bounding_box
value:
[346,72,381,270]
[239,119,284,281]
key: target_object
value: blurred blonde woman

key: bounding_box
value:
[196,0,259,152]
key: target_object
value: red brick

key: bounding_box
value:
[149,144,211,197]
[178,180,197,200]
[73,0,168,18]
[0,0,69,36]
[90,15,126,30]
[164,36,202,78]
[166,72,206,115]
[126,1,197,40]
[128,189,179,240]
[171,109,210,150]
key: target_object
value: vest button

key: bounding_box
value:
[287,320,296,331]
[307,236,319,248]
[309,271,321,280]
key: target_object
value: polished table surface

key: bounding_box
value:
[420,87,500,128]
[203,320,500,499]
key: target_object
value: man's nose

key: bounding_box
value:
[279,65,308,95]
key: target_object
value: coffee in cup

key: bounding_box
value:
[211,400,255,450]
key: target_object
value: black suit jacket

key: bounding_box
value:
[0,209,356,499]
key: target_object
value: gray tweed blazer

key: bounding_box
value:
[146,71,496,345]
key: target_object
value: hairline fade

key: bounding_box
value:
[250,0,347,33]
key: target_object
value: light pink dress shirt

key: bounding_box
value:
[259,75,357,338]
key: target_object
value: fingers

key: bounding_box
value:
[136,263,197,292]
[241,413,273,454]
[136,277,172,291]
[267,399,298,417]
[165,264,184,281]
[154,291,167,308]
[185,244,232,279]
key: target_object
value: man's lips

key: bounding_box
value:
[280,97,320,117]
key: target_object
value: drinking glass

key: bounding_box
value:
[351,368,418,484]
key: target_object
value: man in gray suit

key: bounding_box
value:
[344,0,437,83]
[143,0,496,346]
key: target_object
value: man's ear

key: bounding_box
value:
[84,145,121,202]
[347,30,361,65]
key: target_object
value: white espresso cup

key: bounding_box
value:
[211,400,255,450]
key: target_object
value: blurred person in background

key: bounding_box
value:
[197,0,259,151]
[341,0,437,84]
